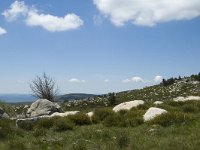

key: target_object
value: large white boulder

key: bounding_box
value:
[0,107,9,119]
[27,99,61,117]
[113,100,144,112]
[50,111,79,117]
[143,107,167,122]
[173,96,200,102]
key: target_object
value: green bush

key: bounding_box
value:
[149,111,193,127]
[92,108,115,123]
[103,113,121,127]
[68,113,91,126]
[0,119,14,139]
[53,118,74,132]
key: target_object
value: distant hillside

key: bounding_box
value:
[58,93,96,101]
[62,73,200,109]
[0,94,36,103]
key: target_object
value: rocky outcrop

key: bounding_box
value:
[0,107,9,119]
[16,115,50,127]
[113,100,144,112]
[143,107,167,121]
[26,99,62,117]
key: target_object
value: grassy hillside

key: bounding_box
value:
[58,93,96,101]
[1,100,200,150]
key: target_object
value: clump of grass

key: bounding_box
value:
[7,140,27,150]
[149,111,193,127]
[103,113,121,127]
[33,128,47,137]
[68,113,91,126]
[116,131,130,149]
[53,118,74,132]
[182,104,199,113]
[35,118,54,129]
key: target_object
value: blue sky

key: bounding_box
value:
[0,0,200,94]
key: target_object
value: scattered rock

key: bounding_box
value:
[143,107,167,121]
[26,99,62,117]
[86,112,94,117]
[0,107,9,119]
[154,101,163,105]
[50,111,79,117]
[173,96,200,102]
[113,100,144,112]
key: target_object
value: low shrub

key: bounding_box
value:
[149,111,193,127]
[92,108,115,123]
[68,113,91,126]
[53,118,74,132]
[0,119,14,139]
[18,121,35,131]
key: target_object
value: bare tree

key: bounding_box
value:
[30,73,58,102]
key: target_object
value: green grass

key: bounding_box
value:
[1,100,200,149]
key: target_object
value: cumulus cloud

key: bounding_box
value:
[2,1,28,21]
[154,75,163,83]
[69,78,86,83]
[0,27,7,35]
[93,0,200,26]
[132,76,143,82]
[122,77,143,83]
[26,11,83,32]
[2,1,83,32]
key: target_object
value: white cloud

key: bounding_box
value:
[26,11,83,32]
[122,79,131,83]
[93,0,200,27]
[3,1,83,32]
[154,75,163,83]
[104,79,110,83]
[2,1,28,21]
[69,78,86,83]
[0,27,7,35]
[132,76,143,82]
